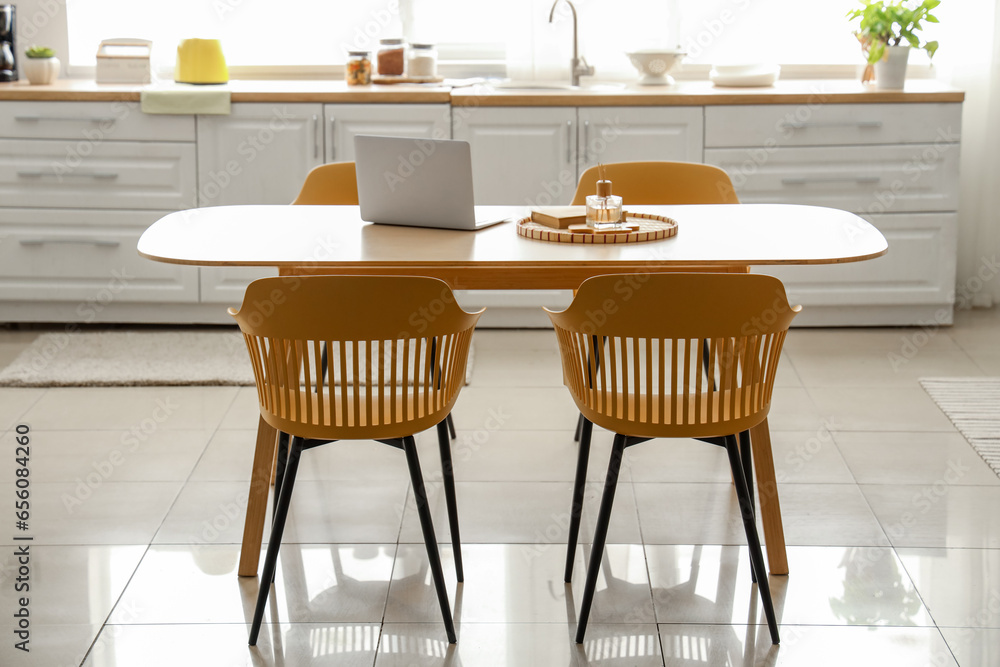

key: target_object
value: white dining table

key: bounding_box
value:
[138,202,888,578]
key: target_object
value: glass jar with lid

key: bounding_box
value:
[408,43,437,78]
[345,50,371,86]
[376,38,405,76]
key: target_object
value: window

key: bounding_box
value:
[64,0,942,76]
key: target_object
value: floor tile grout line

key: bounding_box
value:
[75,543,153,667]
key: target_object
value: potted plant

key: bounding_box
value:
[22,46,60,85]
[847,0,940,90]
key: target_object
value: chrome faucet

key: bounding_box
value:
[548,0,594,87]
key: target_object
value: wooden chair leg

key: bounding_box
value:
[749,418,788,576]
[565,417,593,582]
[403,435,457,644]
[436,420,464,582]
[575,433,626,644]
[249,435,303,645]
[239,417,279,577]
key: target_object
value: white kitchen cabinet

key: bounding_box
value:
[196,103,325,303]
[0,139,197,210]
[324,103,451,162]
[0,208,198,304]
[705,103,962,325]
[452,106,577,206]
[703,144,960,213]
[577,106,703,173]
[196,103,324,207]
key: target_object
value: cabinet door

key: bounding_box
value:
[452,106,577,206]
[196,103,324,207]
[577,107,704,173]
[324,104,451,162]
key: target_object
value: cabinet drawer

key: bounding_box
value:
[0,101,195,142]
[0,139,197,210]
[761,213,957,307]
[705,103,961,148]
[0,208,199,304]
[325,103,451,162]
[704,144,959,213]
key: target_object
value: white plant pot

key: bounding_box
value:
[874,46,910,90]
[23,56,60,85]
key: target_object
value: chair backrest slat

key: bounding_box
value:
[545,273,799,438]
[231,276,482,440]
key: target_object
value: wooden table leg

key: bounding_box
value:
[749,418,789,576]
[238,415,278,577]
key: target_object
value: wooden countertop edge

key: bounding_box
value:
[1,83,964,105]
[449,91,966,106]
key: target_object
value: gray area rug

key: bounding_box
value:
[921,377,1000,478]
[0,331,473,388]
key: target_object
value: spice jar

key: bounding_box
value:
[376,38,405,76]
[408,43,437,78]
[345,50,371,86]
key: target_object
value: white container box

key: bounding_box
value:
[96,38,152,84]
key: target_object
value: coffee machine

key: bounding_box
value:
[0,4,15,82]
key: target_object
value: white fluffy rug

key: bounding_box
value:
[921,377,1000,479]
[0,330,473,388]
[0,330,254,387]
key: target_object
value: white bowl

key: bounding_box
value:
[625,50,685,85]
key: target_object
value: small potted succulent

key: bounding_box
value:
[23,46,60,85]
[847,0,941,90]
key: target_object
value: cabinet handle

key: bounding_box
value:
[329,116,336,160]
[781,176,881,186]
[312,114,320,159]
[780,120,883,130]
[566,120,573,164]
[17,170,119,180]
[583,120,590,164]
[20,238,120,248]
[14,115,117,124]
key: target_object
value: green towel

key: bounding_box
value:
[140,83,231,115]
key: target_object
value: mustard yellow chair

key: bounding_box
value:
[547,273,799,644]
[292,161,359,205]
[571,160,740,205]
[233,275,483,645]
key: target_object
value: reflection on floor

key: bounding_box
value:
[1,308,999,666]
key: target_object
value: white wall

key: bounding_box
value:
[13,0,69,66]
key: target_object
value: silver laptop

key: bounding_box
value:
[354,134,518,230]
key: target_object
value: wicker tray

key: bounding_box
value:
[516,211,678,244]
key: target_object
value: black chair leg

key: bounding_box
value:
[436,420,464,582]
[574,413,584,442]
[723,434,780,644]
[736,430,757,583]
[271,430,290,584]
[738,430,755,516]
[575,433,627,644]
[403,435,458,644]
[565,416,593,582]
[250,435,303,646]
[446,413,456,440]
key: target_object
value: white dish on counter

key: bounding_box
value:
[709,64,780,87]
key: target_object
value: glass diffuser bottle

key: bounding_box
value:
[586,174,623,229]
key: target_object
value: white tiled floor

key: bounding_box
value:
[0,309,999,666]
